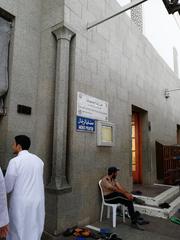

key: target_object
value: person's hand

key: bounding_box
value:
[126,193,133,201]
[0,224,9,238]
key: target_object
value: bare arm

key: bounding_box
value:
[115,181,133,200]
[0,225,9,238]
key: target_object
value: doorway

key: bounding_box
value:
[177,125,180,144]
[131,112,142,184]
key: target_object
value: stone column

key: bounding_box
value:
[47,25,75,192]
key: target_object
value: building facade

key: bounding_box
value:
[0,0,180,239]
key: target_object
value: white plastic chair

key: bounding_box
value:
[99,179,126,228]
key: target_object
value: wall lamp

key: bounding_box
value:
[164,88,180,98]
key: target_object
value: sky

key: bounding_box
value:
[116,0,180,76]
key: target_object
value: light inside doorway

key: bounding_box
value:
[131,112,142,184]
[131,114,136,173]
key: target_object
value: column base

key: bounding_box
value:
[46,177,72,194]
[42,231,63,240]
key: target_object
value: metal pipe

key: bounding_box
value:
[164,88,180,99]
[87,0,148,30]
[167,88,180,92]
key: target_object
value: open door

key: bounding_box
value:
[177,125,180,144]
[131,112,142,184]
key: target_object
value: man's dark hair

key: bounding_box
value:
[108,166,119,175]
[15,135,31,150]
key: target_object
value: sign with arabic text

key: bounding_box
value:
[76,116,95,132]
[77,92,108,121]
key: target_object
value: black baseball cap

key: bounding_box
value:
[108,166,120,175]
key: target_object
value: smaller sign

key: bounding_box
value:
[97,121,115,146]
[76,116,95,132]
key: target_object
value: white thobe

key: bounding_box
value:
[0,167,9,228]
[5,150,45,240]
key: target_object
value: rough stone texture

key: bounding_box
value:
[0,0,180,238]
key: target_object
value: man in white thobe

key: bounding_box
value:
[5,135,45,240]
[0,167,9,238]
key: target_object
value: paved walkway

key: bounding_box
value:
[91,214,180,240]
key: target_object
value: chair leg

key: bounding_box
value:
[100,204,104,222]
[122,205,126,223]
[112,206,117,228]
[107,206,110,219]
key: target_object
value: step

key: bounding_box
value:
[168,196,180,218]
[134,203,168,219]
[134,196,180,219]
[132,184,179,207]
[132,184,180,219]
[154,184,179,206]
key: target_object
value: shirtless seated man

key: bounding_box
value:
[101,166,144,230]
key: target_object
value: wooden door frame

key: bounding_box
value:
[132,112,142,184]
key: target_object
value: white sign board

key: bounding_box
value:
[77,92,108,121]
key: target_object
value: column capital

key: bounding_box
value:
[52,24,75,41]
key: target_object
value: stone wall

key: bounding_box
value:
[1,0,180,238]
[0,0,42,167]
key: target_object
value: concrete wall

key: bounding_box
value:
[58,0,180,232]
[34,0,64,184]
[0,0,42,166]
[1,0,180,238]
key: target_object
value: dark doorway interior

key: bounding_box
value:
[177,125,180,144]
